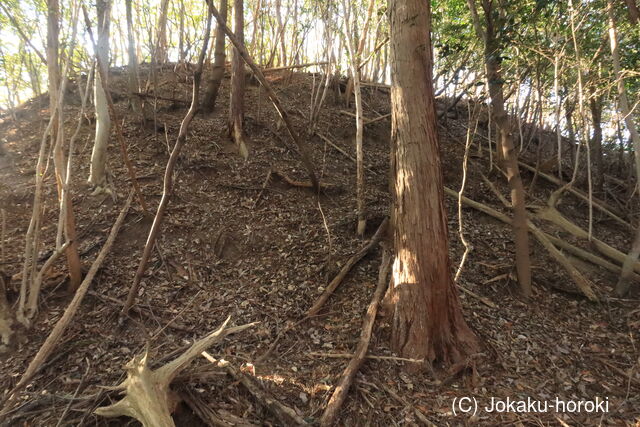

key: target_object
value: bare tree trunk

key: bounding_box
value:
[229,0,248,159]
[589,95,604,193]
[275,0,286,66]
[125,0,143,119]
[201,0,228,113]
[45,0,82,290]
[88,0,112,191]
[343,0,376,107]
[608,0,640,296]
[470,0,532,297]
[46,0,59,136]
[342,0,366,236]
[155,0,170,64]
[389,0,479,367]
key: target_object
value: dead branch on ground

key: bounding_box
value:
[222,362,307,426]
[306,217,388,317]
[443,187,598,301]
[320,249,391,426]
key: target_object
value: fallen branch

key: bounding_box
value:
[306,217,388,317]
[533,205,640,274]
[179,386,253,427]
[95,318,256,427]
[263,61,328,73]
[545,235,640,282]
[518,161,631,229]
[320,250,390,427]
[443,188,598,301]
[0,193,133,416]
[131,91,190,104]
[458,285,498,308]
[338,110,390,125]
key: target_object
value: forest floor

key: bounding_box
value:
[0,65,639,426]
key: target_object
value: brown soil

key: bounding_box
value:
[0,66,638,426]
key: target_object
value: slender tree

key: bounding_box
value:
[201,0,228,113]
[88,0,112,191]
[468,0,532,297]
[229,0,248,159]
[607,0,640,296]
[389,0,479,366]
[624,0,640,24]
[155,0,170,64]
[125,0,143,120]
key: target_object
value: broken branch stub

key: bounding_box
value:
[95,319,256,427]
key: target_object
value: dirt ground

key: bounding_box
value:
[0,66,638,426]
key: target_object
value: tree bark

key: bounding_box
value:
[389,0,479,367]
[125,0,143,119]
[229,0,248,159]
[608,0,640,296]
[473,0,532,297]
[201,0,228,113]
[155,0,170,64]
[589,96,604,193]
[88,0,112,190]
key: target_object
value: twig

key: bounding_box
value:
[222,363,307,425]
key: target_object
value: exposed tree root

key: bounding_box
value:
[306,217,388,317]
[95,319,256,427]
[320,249,391,427]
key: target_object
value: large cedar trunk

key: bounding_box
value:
[229,0,248,159]
[201,0,228,113]
[389,0,479,366]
